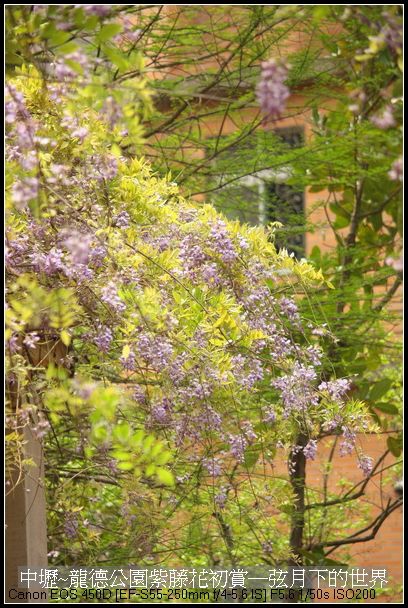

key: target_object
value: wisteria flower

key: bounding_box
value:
[256,59,290,118]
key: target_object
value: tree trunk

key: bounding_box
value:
[285,433,307,603]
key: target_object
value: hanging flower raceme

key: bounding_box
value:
[256,58,290,119]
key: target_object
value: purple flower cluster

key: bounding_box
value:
[120,349,136,371]
[167,352,189,385]
[288,443,303,475]
[149,399,173,426]
[5,84,38,175]
[33,230,106,283]
[90,154,118,181]
[180,378,213,401]
[214,487,228,509]
[64,512,79,539]
[227,433,247,463]
[7,335,20,354]
[133,385,147,404]
[318,378,351,402]
[340,426,357,455]
[256,59,290,119]
[47,163,72,187]
[90,245,107,268]
[241,286,294,358]
[279,296,300,324]
[12,177,39,209]
[303,439,318,461]
[322,414,343,434]
[242,420,257,443]
[101,282,126,313]
[137,333,174,371]
[201,262,222,286]
[389,157,403,182]
[174,416,201,446]
[23,332,40,350]
[202,456,223,477]
[113,211,130,228]
[209,220,238,263]
[82,5,112,17]
[32,418,51,440]
[177,218,244,285]
[179,233,207,278]
[385,254,403,272]
[358,454,374,477]
[273,362,318,416]
[53,51,90,82]
[381,11,403,55]
[74,381,97,400]
[231,354,264,389]
[6,233,30,269]
[371,105,395,129]
[73,127,89,145]
[197,406,222,430]
[65,262,94,283]
[5,84,30,124]
[61,113,89,142]
[305,345,322,367]
[101,96,123,129]
[63,231,93,266]
[8,407,50,440]
[263,407,276,424]
[31,248,64,276]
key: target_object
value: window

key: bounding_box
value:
[209,127,305,257]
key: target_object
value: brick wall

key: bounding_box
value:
[271,434,403,602]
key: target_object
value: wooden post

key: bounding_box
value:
[5,423,48,603]
[5,335,68,603]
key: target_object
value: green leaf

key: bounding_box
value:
[60,329,71,346]
[117,461,134,471]
[111,449,131,461]
[155,450,172,465]
[387,435,402,457]
[375,402,399,416]
[156,468,175,486]
[333,215,350,229]
[329,202,350,219]
[92,425,108,443]
[49,30,72,47]
[55,41,79,55]
[104,47,129,71]
[142,434,156,452]
[145,463,156,477]
[369,379,393,402]
[122,344,131,359]
[309,245,321,265]
[97,23,122,43]
[113,422,131,443]
[130,430,145,448]
[65,59,84,75]
[81,16,99,31]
